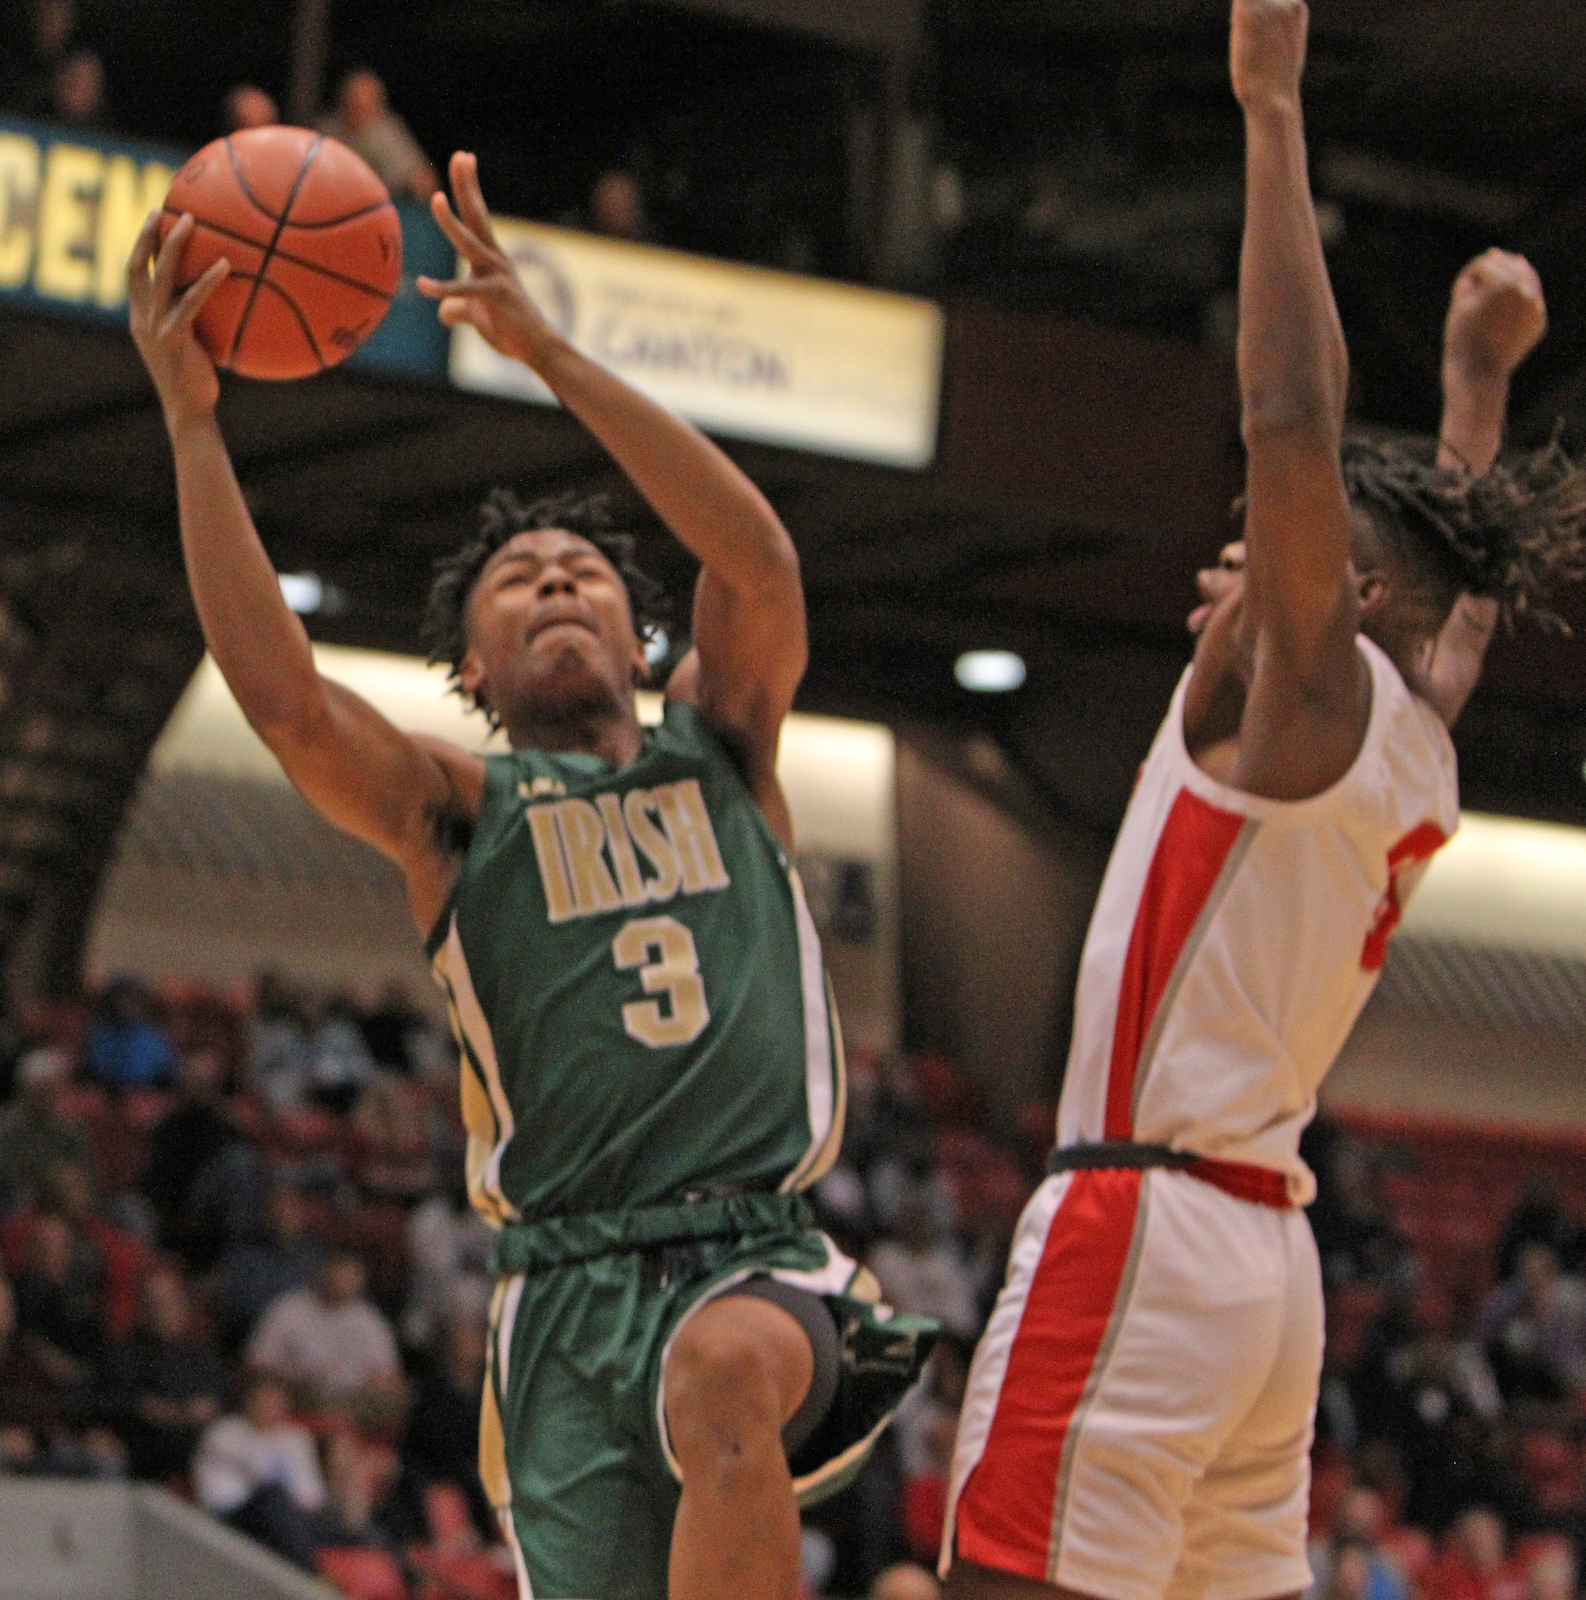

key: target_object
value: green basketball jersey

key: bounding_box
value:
[428,700,846,1227]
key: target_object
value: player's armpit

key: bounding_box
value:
[253,680,486,930]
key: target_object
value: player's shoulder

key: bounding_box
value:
[1357,637,1459,816]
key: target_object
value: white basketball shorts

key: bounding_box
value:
[942,1166,1323,1600]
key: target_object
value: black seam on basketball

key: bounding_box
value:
[160,203,274,254]
[280,197,395,230]
[233,274,326,371]
[168,211,396,302]
[222,135,285,224]
[228,135,324,369]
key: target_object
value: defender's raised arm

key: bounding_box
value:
[1418,250,1548,726]
[127,213,479,933]
[1230,0,1367,800]
[417,153,806,831]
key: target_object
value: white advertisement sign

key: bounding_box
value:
[449,219,944,470]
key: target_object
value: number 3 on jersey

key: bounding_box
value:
[613,915,710,1048]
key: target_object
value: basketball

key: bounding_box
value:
[157,126,402,381]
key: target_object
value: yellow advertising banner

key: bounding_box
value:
[449,219,945,470]
[0,122,175,312]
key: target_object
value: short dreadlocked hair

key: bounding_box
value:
[422,488,672,718]
[1341,433,1586,632]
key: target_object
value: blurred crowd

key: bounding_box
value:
[0,0,439,201]
[1,973,1583,1600]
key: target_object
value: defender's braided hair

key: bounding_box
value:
[423,488,672,719]
[1341,434,1586,631]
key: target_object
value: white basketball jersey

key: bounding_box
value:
[1057,636,1459,1204]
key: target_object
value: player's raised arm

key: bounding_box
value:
[417,154,807,791]
[1416,251,1549,726]
[128,212,481,931]
[1230,0,1367,799]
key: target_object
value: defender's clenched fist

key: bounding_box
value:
[1444,249,1547,385]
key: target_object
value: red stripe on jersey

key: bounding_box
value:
[955,1170,1143,1580]
[1103,789,1247,1139]
[1360,820,1448,972]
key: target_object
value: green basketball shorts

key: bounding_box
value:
[477,1192,937,1600]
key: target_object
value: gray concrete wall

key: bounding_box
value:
[0,1482,333,1600]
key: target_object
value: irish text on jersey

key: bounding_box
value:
[526,778,734,923]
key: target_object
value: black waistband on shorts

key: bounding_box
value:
[1046,1141,1197,1176]
[1046,1141,1295,1209]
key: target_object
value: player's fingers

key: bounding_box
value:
[429,191,495,267]
[161,258,230,338]
[150,213,193,309]
[450,151,501,248]
[126,211,161,312]
[436,296,475,329]
[415,273,484,300]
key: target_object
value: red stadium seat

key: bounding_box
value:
[317,1546,410,1600]
[408,1550,517,1600]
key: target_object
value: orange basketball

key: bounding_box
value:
[158,126,403,381]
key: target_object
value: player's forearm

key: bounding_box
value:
[1236,98,1348,447]
[529,335,801,598]
[166,412,323,734]
[1438,363,1508,475]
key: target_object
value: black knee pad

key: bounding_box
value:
[719,1274,842,1458]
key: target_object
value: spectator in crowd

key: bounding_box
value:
[247,973,312,1109]
[143,1044,260,1270]
[6,0,74,114]
[870,1564,942,1600]
[13,1212,104,1394]
[1307,1486,1411,1600]
[1526,1544,1577,1600]
[193,1371,328,1571]
[317,67,437,199]
[86,977,175,1093]
[246,1249,400,1410]
[350,1073,436,1202]
[0,1047,88,1213]
[223,82,277,131]
[105,1263,229,1482]
[0,1263,124,1479]
[867,1188,980,1338]
[1498,1176,1586,1282]
[358,980,425,1075]
[1308,1140,1409,1288]
[401,1166,491,1352]
[215,1177,326,1353]
[589,168,651,242]
[304,994,375,1115]
[1481,1242,1586,1406]
[3,1161,147,1340]
[1434,1505,1530,1600]
[0,1269,65,1465]
[1323,1539,1379,1600]
[395,1309,493,1544]
[44,45,110,130]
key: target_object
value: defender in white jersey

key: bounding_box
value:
[943,6,1586,1600]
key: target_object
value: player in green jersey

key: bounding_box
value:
[129,151,932,1600]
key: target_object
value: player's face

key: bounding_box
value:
[461,529,645,727]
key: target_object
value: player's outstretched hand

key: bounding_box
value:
[1231,0,1308,111]
[127,211,230,426]
[418,151,555,369]
[1190,541,1247,635]
[1444,249,1547,386]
